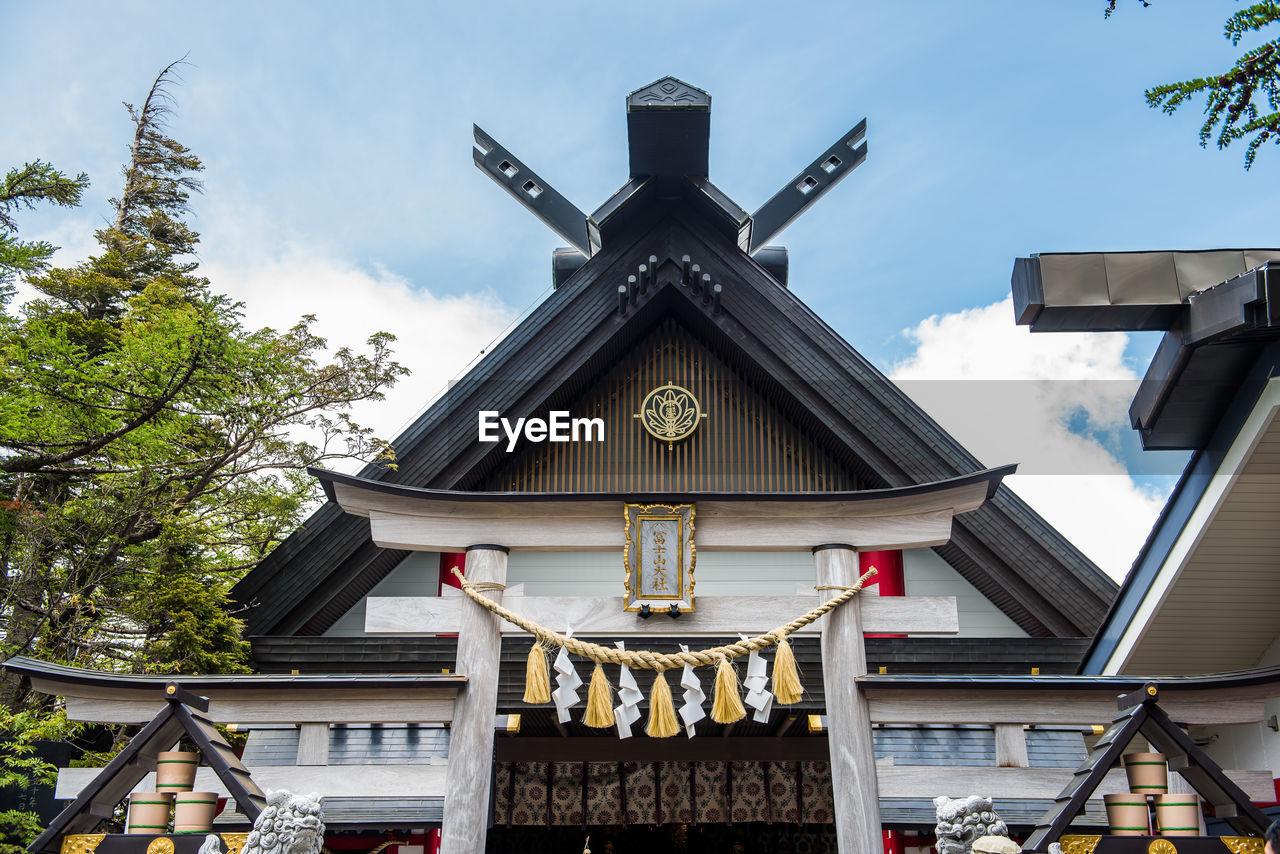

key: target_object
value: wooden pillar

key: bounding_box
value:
[296,723,330,766]
[814,544,882,854]
[995,724,1029,768]
[440,544,508,854]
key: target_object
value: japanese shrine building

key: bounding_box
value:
[16,78,1280,854]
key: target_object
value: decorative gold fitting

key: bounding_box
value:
[1221,838,1264,854]
[59,834,106,854]
[1058,836,1102,854]
[146,839,176,854]
[1148,839,1177,854]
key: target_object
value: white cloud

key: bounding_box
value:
[890,296,1168,582]
[202,243,516,470]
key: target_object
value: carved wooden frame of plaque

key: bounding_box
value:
[623,503,695,613]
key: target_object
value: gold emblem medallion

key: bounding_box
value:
[146,839,175,854]
[635,383,706,448]
[1148,839,1178,854]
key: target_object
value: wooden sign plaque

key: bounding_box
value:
[623,503,695,614]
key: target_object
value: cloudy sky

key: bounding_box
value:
[7,1,1280,580]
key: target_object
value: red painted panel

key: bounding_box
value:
[862,549,905,639]
[437,552,466,638]
[859,549,905,596]
[438,552,467,593]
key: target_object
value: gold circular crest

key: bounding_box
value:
[1148,839,1177,854]
[637,384,704,446]
[146,839,175,854]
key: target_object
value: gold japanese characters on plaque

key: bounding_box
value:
[623,503,695,614]
[635,383,706,448]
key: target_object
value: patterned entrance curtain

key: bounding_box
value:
[493,760,834,827]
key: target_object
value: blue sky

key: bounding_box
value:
[6,0,1278,578]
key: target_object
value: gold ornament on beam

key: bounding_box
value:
[59,836,106,854]
[1057,837,1102,854]
[634,383,706,448]
[1221,839,1265,854]
[146,839,175,854]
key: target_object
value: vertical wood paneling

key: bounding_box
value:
[484,319,859,493]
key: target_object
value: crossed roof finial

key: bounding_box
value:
[472,76,867,265]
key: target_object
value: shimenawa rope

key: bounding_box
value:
[448,566,875,672]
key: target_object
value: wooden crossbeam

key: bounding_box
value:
[364,593,959,636]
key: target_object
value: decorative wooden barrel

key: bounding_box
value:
[155,751,199,792]
[1155,793,1201,836]
[1122,752,1169,794]
[1103,793,1150,836]
[173,792,219,833]
[126,792,172,834]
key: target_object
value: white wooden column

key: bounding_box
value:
[440,544,508,854]
[814,544,882,854]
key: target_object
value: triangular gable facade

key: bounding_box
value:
[30,683,266,853]
[233,206,1113,642]
[479,315,862,494]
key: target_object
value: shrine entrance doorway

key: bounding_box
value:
[484,822,838,854]
[487,760,838,854]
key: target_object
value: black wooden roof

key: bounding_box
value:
[232,84,1115,642]
[231,208,1113,639]
[312,462,1012,504]
[1014,254,1280,450]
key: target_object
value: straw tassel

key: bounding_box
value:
[583,664,615,728]
[645,670,680,738]
[710,658,746,724]
[772,638,803,705]
[523,643,551,704]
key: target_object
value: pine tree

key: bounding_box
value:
[1111,1,1280,168]
[0,60,407,698]
[0,162,88,294]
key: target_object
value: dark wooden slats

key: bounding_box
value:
[485,318,858,493]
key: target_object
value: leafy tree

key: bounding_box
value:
[1109,1,1280,168]
[0,58,409,851]
[0,706,75,853]
[0,60,406,694]
[0,139,88,854]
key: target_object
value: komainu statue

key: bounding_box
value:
[933,795,1010,854]
[198,791,325,854]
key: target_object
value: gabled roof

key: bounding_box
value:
[1023,682,1271,851]
[232,203,1115,639]
[27,682,267,853]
